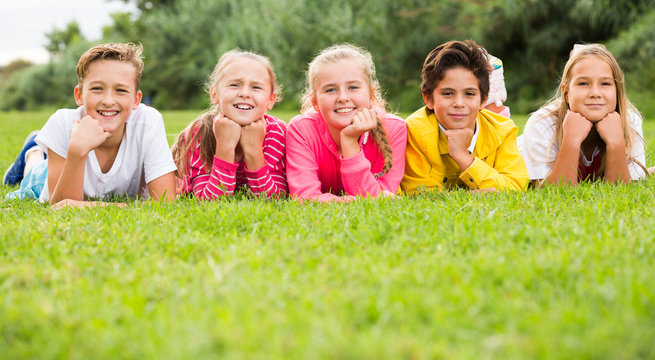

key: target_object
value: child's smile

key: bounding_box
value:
[213,58,276,126]
[313,59,373,138]
[74,60,142,140]
[424,67,481,131]
[566,56,617,122]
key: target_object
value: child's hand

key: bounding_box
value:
[444,128,474,170]
[595,112,625,148]
[340,108,379,158]
[562,110,593,146]
[240,117,267,170]
[239,117,267,153]
[213,113,242,162]
[69,116,111,157]
[341,108,378,140]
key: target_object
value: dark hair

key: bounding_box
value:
[420,40,490,104]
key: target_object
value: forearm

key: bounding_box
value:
[192,158,238,200]
[245,165,287,198]
[50,153,87,204]
[52,199,127,208]
[603,143,631,183]
[545,140,581,185]
[147,172,176,202]
[243,148,266,172]
[340,151,383,197]
[462,158,528,191]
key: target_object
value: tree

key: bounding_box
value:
[45,21,85,57]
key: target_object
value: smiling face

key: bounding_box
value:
[565,56,617,123]
[312,59,373,136]
[74,59,142,135]
[211,57,276,126]
[423,67,481,131]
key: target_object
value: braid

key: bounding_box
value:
[370,118,393,174]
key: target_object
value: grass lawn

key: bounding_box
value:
[1,109,655,359]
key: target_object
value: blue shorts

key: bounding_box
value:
[6,161,48,200]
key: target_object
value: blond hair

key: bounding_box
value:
[545,43,645,176]
[171,49,280,177]
[300,43,393,174]
[76,43,144,90]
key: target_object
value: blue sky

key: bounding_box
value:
[0,0,137,65]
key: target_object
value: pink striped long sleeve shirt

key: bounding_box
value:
[179,114,287,199]
[286,111,407,202]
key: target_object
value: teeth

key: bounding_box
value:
[99,110,118,116]
[235,104,253,110]
[336,108,354,113]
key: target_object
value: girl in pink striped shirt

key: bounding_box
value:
[172,50,287,199]
[286,44,407,202]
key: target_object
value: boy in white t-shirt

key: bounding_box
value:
[4,43,176,207]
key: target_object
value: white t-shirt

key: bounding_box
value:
[35,104,177,201]
[517,102,646,180]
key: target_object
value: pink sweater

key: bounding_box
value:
[179,114,287,199]
[286,111,407,202]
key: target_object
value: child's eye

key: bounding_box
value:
[441,91,453,96]
[601,81,614,86]
[466,91,477,97]
[116,88,128,93]
[90,86,102,91]
[229,83,239,88]
[324,88,336,93]
[577,81,589,86]
[348,85,360,91]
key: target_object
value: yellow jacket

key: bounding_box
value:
[401,107,528,194]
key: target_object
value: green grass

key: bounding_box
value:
[1,110,655,359]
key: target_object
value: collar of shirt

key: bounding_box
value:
[437,118,479,154]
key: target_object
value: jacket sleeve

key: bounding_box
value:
[341,117,407,196]
[189,154,238,200]
[458,125,529,190]
[244,122,287,198]
[401,122,441,194]
[286,120,343,202]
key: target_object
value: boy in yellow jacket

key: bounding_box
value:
[401,40,528,194]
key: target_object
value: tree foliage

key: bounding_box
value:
[2,0,654,115]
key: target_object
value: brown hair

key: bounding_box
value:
[300,43,393,174]
[76,43,144,90]
[171,49,280,177]
[545,43,645,176]
[420,40,490,105]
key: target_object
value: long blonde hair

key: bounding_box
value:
[171,50,281,177]
[545,43,645,175]
[300,43,393,174]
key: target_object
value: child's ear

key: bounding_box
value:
[132,90,143,110]
[311,96,319,111]
[209,86,219,105]
[74,86,84,106]
[266,92,277,111]
[422,93,434,110]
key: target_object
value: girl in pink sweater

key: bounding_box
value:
[286,44,407,202]
[172,50,287,199]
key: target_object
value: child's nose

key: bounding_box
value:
[238,87,250,97]
[337,88,348,101]
[453,94,465,106]
[589,84,601,96]
[101,92,116,104]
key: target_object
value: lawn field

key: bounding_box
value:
[1,110,655,359]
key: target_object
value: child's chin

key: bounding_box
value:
[232,118,257,126]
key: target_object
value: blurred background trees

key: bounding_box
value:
[1,0,654,116]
